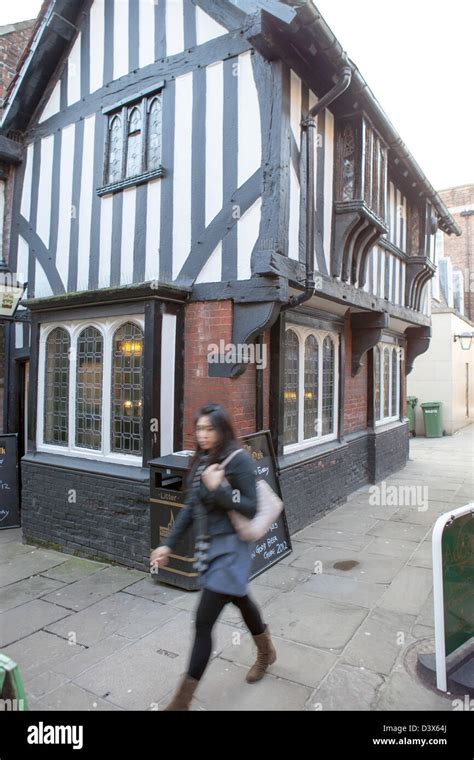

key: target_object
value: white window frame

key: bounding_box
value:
[284,325,339,454]
[374,343,403,426]
[37,315,145,466]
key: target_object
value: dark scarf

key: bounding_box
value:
[188,445,238,573]
[189,452,211,573]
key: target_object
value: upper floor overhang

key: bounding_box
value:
[241,0,461,238]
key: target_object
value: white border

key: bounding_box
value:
[283,325,339,453]
[374,343,403,426]
[432,502,474,692]
[37,315,145,466]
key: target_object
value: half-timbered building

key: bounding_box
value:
[0,0,461,568]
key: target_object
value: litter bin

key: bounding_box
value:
[149,451,200,591]
[406,396,418,436]
[420,402,443,438]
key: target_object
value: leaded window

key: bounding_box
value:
[383,347,390,418]
[102,89,164,192]
[374,346,381,422]
[126,107,142,178]
[111,323,143,454]
[374,343,402,425]
[107,115,123,184]
[147,97,162,171]
[304,335,319,439]
[322,337,335,435]
[284,329,299,445]
[76,327,103,450]
[44,328,70,445]
[284,326,339,449]
[391,349,399,417]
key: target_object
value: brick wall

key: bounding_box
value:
[344,315,368,434]
[183,300,263,447]
[368,422,409,483]
[438,185,474,321]
[0,20,35,104]
[280,424,408,534]
[21,461,151,570]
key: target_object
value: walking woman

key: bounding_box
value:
[150,403,276,711]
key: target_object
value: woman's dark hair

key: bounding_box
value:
[186,404,240,485]
[193,403,239,463]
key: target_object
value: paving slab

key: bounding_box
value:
[40,566,145,611]
[379,567,433,615]
[0,574,65,613]
[341,608,417,675]
[44,591,181,647]
[186,659,312,711]
[220,632,337,689]
[41,557,109,583]
[308,663,384,711]
[262,590,368,651]
[0,599,73,647]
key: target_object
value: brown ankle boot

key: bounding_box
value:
[246,625,277,683]
[163,674,199,710]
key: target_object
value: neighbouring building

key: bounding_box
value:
[408,185,474,435]
[0,0,460,569]
[0,17,36,434]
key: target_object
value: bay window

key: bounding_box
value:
[38,317,144,464]
[374,343,403,425]
[284,325,339,451]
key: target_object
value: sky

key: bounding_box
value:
[1,0,472,191]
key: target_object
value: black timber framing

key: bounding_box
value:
[250,56,291,264]
[172,304,185,454]
[143,300,162,465]
[269,313,284,457]
[350,311,389,377]
[26,282,189,314]
[405,326,431,375]
[27,316,40,453]
[25,30,255,142]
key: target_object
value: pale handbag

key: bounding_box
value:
[219,449,284,543]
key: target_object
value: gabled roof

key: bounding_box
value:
[1,0,461,236]
[1,0,88,133]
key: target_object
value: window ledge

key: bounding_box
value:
[372,419,407,435]
[279,437,347,471]
[22,451,150,482]
[97,167,165,197]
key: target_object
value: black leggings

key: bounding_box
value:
[187,588,265,681]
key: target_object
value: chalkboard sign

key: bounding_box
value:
[240,431,292,579]
[0,434,20,530]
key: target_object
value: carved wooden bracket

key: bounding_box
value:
[332,201,388,287]
[405,256,436,311]
[207,301,281,378]
[405,326,431,374]
[351,311,389,377]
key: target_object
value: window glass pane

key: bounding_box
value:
[44,328,70,445]
[383,347,390,418]
[322,336,335,435]
[147,97,162,171]
[108,115,123,183]
[76,327,103,450]
[304,334,319,439]
[374,347,381,422]
[111,323,143,455]
[284,330,299,445]
[126,107,142,178]
[391,349,399,417]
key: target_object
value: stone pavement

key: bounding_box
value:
[1,425,473,711]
